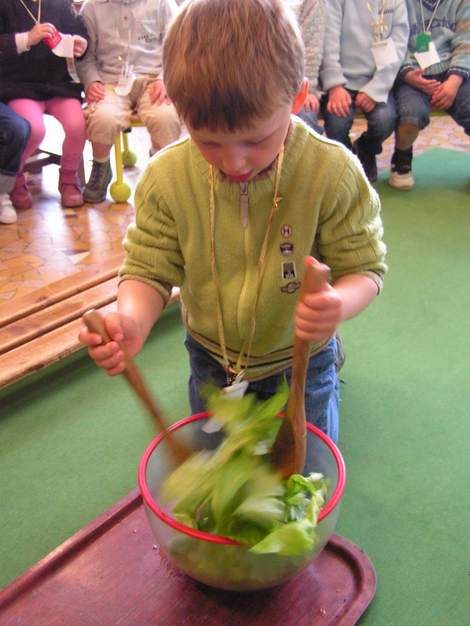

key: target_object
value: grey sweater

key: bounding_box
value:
[77,0,177,88]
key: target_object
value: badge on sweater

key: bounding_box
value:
[281,261,297,280]
[371,37,398,70]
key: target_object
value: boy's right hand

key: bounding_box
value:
[86,81,106,104]
[327,86,352,117]
[404,69,440,96]
[79,312,143,376]
[28,23,56,47]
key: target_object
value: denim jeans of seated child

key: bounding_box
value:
[0,103,30,192]
[394,73,470,135]
[185,334,340,459]
[321,89,397,154]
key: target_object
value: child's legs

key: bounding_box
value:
[45,98,86,172]
[137,80,181,150]
[362,93,397,154]
[7,99,47,171]
[394,83,430,149]
[447,78,470,137]
[321,92,355,148]
[85,86,132,158]
[0,103,31,192]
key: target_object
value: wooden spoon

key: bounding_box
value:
[271,257,331,478]
[83,309,190,465]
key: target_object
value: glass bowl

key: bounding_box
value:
[138,413,346,592]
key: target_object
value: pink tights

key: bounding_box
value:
[8,97,86,174]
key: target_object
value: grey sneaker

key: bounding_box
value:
[84,159,112,203]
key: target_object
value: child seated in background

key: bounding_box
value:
[389,0,470,190]
[289,0,325,134]
[80,0,387,444]
[0,0,88,209]
[77,0,182,204]
[0,104,30,225]
[320,0,409,182]
[0,33,31,225]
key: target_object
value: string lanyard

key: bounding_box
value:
[208,145,284,385]
[420,0,443,34]
[416,0,443,51]
[366,0,386,42]
[17,0,42,24]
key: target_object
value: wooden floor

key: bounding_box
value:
[0,116,467,388]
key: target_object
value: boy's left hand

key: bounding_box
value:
[148,79,171,105]
[356,92,376,113]
[73,35,88,57]
[295,282,342,342]
[430,75,462,110]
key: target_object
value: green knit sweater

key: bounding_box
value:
[121,119,387,380]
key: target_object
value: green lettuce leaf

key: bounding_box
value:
[162,384,328,558]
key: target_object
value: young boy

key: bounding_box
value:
[320,0,409,182]
[77,0,182,203]
[80,0,387,444]
[389,0,470,190]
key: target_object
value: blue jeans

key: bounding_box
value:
[394,73,470,135]
[185,334,340,444]
[321,89,397,153]
[0,103,30,193]
[296,107,324,135]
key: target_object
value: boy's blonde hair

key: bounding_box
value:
[163,0,304,131]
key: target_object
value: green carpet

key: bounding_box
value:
[1,148,469,625]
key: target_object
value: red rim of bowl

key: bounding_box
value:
[138,412,346,546]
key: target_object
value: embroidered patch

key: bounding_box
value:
[281,281,301,294]
[280,224,292,239]
[281,260,297,280]
[280,242,294,256]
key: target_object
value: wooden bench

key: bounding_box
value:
[0,254,179,390]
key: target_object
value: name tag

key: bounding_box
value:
[371,38,398,70]
[414,42,441,70]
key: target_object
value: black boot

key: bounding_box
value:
[352,134,378,183]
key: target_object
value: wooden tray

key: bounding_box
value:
[0,490,376,626]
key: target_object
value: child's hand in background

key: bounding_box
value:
[79,312,144,376]
[85,81,105,104]
[148,79,171,105]
[404,69,440,96]
[356,92,376,113]
[27,23,55,47]
[430,75,462,111]
[326,86,352,117]
[73,35,88,58]
[303,93,320,113]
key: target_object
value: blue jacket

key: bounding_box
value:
[400,0,470,79]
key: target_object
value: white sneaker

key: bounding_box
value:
[388,169,415,191]
[0,193,18,224]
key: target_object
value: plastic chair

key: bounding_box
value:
[110,112,144,202]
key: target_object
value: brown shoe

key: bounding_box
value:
[59,169,84,208]
[9,173,32,210]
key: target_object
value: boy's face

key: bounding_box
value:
[188,104,294,183]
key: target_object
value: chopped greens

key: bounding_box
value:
[162,383,328,560]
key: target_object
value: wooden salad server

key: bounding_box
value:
[271,257,331,478]
[83,309,190,465]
